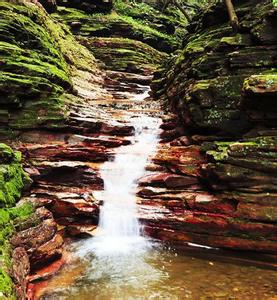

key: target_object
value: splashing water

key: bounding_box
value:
[78,115,162,257]
[38,114,277,300]
[67,115,166,299]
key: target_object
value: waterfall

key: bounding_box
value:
[86,115,161,256]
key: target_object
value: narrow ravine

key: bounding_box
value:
[32,85,276,300]
[1,1,277,299]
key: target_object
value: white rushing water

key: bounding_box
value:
[78,114,161,257]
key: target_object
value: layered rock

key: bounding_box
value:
[149,0,277,254]
[0,143,35,299]
[153,0,276,137]
[78,37,167,75]
[53,6,179,53]
[0,0,99,139]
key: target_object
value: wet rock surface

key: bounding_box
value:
[136,113,277,255]
[150,0,277,255]
[1,0,277,297]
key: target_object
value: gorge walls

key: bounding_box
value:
[148,0,277,253]
[0,0,277,298]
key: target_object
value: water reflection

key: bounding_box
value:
[41,241,277,300]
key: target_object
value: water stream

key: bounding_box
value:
[87,115,161,256]
[38,100,276,300]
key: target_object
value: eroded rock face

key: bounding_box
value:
[149,0,277,254]
[78,37,168,75]
[0,0,99,139]
[153,0,277,138]
[10,207,63,270]
[137,118,277,253]
[12,247,30,299]
[53,6,179,53]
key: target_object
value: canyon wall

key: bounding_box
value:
[0,0,183,297]
[148,0,277,253]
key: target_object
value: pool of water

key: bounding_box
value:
[35,110,276,300]
[39,239,276,300]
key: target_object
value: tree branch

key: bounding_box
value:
[225,0,239,32]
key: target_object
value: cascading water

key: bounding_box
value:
[79,115,162,256]
[38,97,277,300]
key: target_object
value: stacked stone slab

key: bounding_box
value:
[151,0,277,253]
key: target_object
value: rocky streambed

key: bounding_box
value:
[0,0,277,299]
[3,69,277,300]
[22,75,276,300]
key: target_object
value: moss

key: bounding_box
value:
[0,202,34,299]
[0,144,31,208]
[0,269,15,299]
[113,0,187,36]
[79,37,167,74]
[54,7,179,53]
[0,0,98,137]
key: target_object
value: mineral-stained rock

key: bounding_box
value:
[10,219,57,253]
[149,0,277,254]
[153,144,204,177]
[66,224,97,237]
[11,247,30,300]
[10,212,64,270]
[139,173,198,188]
[50,197,99,219]
[31,233,63,269]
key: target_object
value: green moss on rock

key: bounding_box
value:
[79,37,167,74]
[0,0,98,136]
[0,202,33,299]
[0,144,31,208]
[0,144,33,298]
[54,7,179,53]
